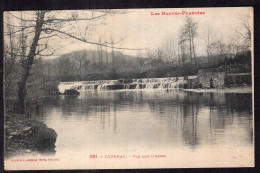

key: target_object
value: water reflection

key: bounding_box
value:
[41,90,253,153]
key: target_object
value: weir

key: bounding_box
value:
[58,77,187,93]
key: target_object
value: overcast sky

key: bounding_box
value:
[6,7,253,59]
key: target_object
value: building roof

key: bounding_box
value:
[188,76,198,80]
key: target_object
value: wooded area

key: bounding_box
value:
[4,10,252,114]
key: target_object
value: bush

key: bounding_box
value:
[64,89,80,95]
[42,81,60,95]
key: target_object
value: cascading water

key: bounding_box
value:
[58,77,187,93]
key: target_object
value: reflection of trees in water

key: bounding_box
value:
[225,93,252,113]
[98,92,118,133]
[143,91,202,148]
[209,93,252,144]
[208,93,229,132]
[113,102,117,133]
[61,95,79,116]
[46,90,253,147]
[41,96,63,117]
[181,94,200,148]
[140,91,252,147]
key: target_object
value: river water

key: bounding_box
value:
[38,89,253,168]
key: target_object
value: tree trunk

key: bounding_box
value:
[178,45,181,67]
[17,11,46,114]
[189,39,192,66]
[106,46,108,68]
[207,50,210,67]
[191,37,197,68]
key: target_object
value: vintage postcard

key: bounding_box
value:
[4,7,254,170]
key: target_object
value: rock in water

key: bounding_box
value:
[64,89,80,95]
[4,112,58,158]
[35,124,57,151]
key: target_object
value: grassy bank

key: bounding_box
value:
[4,113,57,158]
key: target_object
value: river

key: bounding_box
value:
[38,89,253,168]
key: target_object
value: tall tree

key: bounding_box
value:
[203,24,217,67]
[110,35,116,78]
[17,11,46,114]
[179,17,198,67]
[99,37,103,65]
[4,10,127,114]
[236,13,252,50]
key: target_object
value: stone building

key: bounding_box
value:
[197,69,226,89]
[196,68,251,89]
[187,76,198,89]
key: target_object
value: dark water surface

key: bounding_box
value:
[40,90,253,155]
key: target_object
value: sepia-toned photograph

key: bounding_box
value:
[4,7,254,170]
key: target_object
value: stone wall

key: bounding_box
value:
[225,73,251,86]
[197,71,251,89]
[198,72,226,89]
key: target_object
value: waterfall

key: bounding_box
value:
[58,77,187,93]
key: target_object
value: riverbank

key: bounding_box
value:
[182,86,252,93]
[4,112,57,158]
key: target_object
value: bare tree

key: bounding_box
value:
[161,37,177,63]
[97,36,104,70]
[179,42,188,66]
[236,13,252,49]
[203,24,217,67]
[230,34,242,54]
[210,38,231,65]
[4,15,22,99]
[4,10,136,114]
[109,35,117,78]
[179,17,198,67]
[105,40,109,68]
[99,37,103,65]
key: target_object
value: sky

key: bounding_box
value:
[5,7,253,59]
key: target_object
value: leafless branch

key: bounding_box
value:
[6,12,36,22]
[39,34,58,40]
[37,52,55,56]
[42,28,144,50]
[4,29,35,36]
[44,13,109,23]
